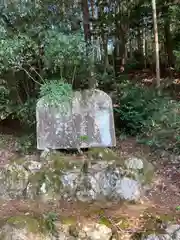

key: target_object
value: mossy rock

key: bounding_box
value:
[140,159,154,184]
[0,215,53,240]
[4,163,28,181]
[51,155,83,172]
[27,167,63,200]
[0,161,29,200]
[10,157,26,166]
[0,151,86,201]
[124,157,155,185]
[0,215,46,234]
[43,151,84,173]
[61,216,77,225]
[10,157,42,174]
[87,148,120,161]
[99,217,112,228]
[5,215,45,233]
[26,153,85,199]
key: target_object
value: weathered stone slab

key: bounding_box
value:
[36,89,116,150]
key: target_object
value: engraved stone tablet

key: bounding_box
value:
[36,89,116,150]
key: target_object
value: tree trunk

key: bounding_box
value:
[129,37,133,59]
[143,27,147,68]
[102,33,109,74]
[163,5,174,68]
[137,28,142,53]
[82,0,91,44]
[152,0,161,89]
[82,0,96,89]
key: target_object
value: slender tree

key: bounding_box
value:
[152,0,160,88]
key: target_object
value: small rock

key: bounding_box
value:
[160,150,169,159]
[169,154,180,163]
[53,231,67,240]
[115,177,141,201]
[14,141,21,152]
[143,234,161,240]
[160,234,173,240]
[144,234,172,240]
[81,223,112,240]
[40,148,50,160]
[166,224,180,234]
[118,233,132,240]
[26,161,42,172]
[166,224,180,239]
[125,157,144,170]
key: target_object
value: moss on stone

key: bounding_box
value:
[28,170,44,185]
[49,152,83,172]
[3,163,28,185]
[7,215,39,232]
[10,157,26,166]
[158,213,176,223]
[0,232,6,240]
[52,156,74,171]
[123,171,136,180]
[124,157,155,185]
[96,209,124,229]
[98,215,112,228]
[25,152,84,199]
[28,167,63,198]
[1,215,47,234]
[1,157,29,193]
[87,148,120,161]
[140,159,154,185]
[61,216,76,225]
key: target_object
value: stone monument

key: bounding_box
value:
[36,89,116,150]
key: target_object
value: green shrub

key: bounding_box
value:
[115,80,180,153]
[39,79,73,104]
[15,133,36,153]
[0,33,39,74]
[14,98,36,128]
[114,81,161,134]
[174,48,180,71]
[0,81,13,120]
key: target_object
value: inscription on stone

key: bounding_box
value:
[36,89,116,150]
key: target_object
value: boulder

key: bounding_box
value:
[124,157,154,185]
[0,160,29,200]
[79,222,112,240]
